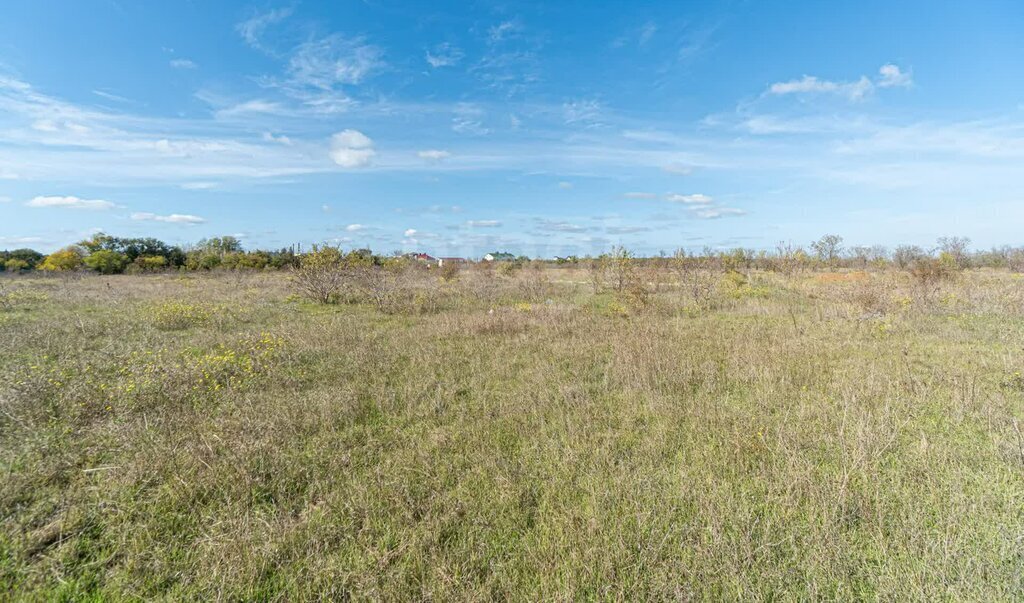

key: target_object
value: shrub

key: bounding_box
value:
[84,250,129,274]
[149,301,211,331]
[908,257,955,295]
[38,247,84,272]
[292,246,346,303]
[439,261,461,282]
[4,258,29,272]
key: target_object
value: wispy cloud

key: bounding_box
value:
[26,195,114,210]
[287,34,384,89]
[769,75,873,101]
[767,64,912,101]
[692,207,745,219]
[131,212,206,224]
[169,59,197,69]
[92,89,131,103]
[667,193,713,204]
[426,42,463,68]
[237,7,293,50]
[418,149,451,161]
[466,220,502,227]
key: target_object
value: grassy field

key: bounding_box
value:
[2,266,1023,600]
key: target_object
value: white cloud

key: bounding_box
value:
[321,204,331,212]
[488,20,523,43]
[418,149,451,161]
[180,182,218,190]
[0,196,10,203]
[216,100,286,118]
[288,34,384,89]
[262,132,293,145]
[769,75,873,101]
[0,236,46,246]
[404,228,417,237]
[237,7,293,49]
[768,65,910,101]
[329,129,375,168]
[558,181,573,189]
[345,224,366,232]
[130,212,206,224]
[170,59,197,69]
[692,207,745,219]
[667,193,713,204]
[563,99,601,125]
[92,89,131,103]
[466,220,502,227]
[623,192,656,199]
[878,64,912,88]
[426,43,464,68]
[662,162,694,175]
[26,195,114,210]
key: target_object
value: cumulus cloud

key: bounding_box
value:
[878,63,912,88]
[466,220,502,227]
[404,228,417,237]
[345,224,366,232]
[667,193,713,204]
[170,59,197,69]
[130,212,206,224]
[26,195,114,210]
[330,129,375,168]
[426,43,464,68]
[623,192,657,199]
[418,149,451,162]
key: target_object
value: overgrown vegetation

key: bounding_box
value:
[2,258,1023,599]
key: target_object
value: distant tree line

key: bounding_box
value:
[1,233,299,274]
[3,233,1024,275]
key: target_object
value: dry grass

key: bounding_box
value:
[1,268,1023,600]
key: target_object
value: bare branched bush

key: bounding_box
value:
[672,249,718,309]
[292,246,346,303]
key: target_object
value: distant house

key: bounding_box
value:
[406,252,437,265]
[437,257,466,267]
[483,252,516,262]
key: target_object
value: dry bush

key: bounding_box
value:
[672,250,718,309]
[908,257,956,300]
[439,261,461,282]
[291,246,347,303]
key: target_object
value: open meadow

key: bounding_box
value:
[2,263,1024,600]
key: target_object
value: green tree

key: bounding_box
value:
[84,249,130,274]
[38,247,85,272]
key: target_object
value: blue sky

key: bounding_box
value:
[1,0,1023,256]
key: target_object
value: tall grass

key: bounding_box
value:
[1,268,1023,599]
